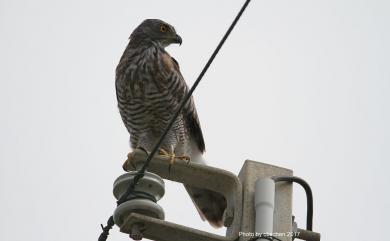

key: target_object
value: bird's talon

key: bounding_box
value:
[176,155,190,162]
[122,152,133,172]
[158,148,170,156]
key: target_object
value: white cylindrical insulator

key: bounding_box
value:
[255,178,275,241]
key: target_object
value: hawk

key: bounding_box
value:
[115,19,226,228]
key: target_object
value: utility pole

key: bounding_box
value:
[108,149,320,241]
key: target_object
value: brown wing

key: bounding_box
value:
[171,56,206,153]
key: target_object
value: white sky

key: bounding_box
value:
[1,0,389,240]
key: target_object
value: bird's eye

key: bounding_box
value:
[160,25,168,33]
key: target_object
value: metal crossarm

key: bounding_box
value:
[121,149,243,241]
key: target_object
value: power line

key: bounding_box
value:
[98,0,252,240]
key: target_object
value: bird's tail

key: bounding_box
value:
[185,145,227,228]
[184,184,227,228]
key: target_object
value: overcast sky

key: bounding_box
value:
[1,0,389,240]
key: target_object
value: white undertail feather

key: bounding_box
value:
[190,140,206,164]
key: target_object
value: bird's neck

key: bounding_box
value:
[128,37,164,51]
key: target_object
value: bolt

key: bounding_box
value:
[129,223,144,240]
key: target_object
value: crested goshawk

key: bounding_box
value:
[115,19,226,228]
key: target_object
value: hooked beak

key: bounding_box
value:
[173,34,182,45]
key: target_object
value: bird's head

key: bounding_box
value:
[130,19,182,47]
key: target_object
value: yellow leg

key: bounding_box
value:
[156,147,191,173]
[157,146,190,166]
[158,147,176,165]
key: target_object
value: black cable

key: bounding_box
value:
[272,176,313,231]
[98,0,252,240]
[98,216,114,241]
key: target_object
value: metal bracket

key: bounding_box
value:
[238,160,293,241]
[121,149,243,241]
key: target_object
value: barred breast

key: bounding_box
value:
[115,42,189,154]
[116,39,226,228]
